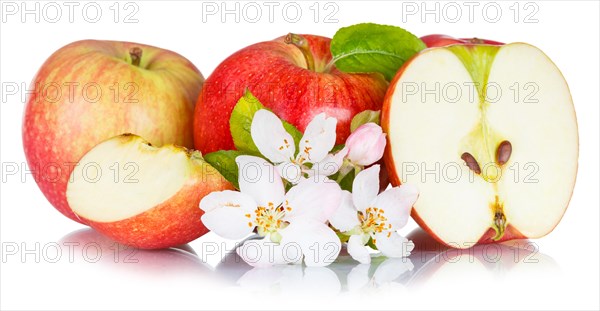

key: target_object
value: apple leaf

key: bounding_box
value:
[338,170,356,192]
[281,120,303,152]
[204,150,242,189]
[350,110,381,132]
[331,143,346,153]
[229,90,264,156]
[229,89,303,157]
[330,23,426,81]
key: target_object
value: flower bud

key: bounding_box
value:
[345,123,386,166]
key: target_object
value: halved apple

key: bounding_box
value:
[383,43,578,248]
[66,134,233,249]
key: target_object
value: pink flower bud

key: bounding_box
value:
[345,123,386,166]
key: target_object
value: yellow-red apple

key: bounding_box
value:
[22,40,203,224]
[66,134,233,249]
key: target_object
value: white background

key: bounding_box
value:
[1,0,599,310]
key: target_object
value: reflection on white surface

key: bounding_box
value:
[0,223,579,310]
[58,229,217,279]
[404,228,560,287]
[230,253,414,294]
[57,227,559,294]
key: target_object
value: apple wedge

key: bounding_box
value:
[383,43,578,248]
[66,134,232,249]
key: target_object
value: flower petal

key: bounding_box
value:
[374,232,414,258]
[347,234,371,264]
[201,207,256,240]
[276,162,303,184]
[308,147,348,177]
[297,113,337,164]
[352,165,381,212]
[280,219,341,267]
[236,155,285,207]
[237,266,286,290]
[287,267,341,294]
[284,177,342,223]
[251,109,296,163]
[372,257,414,285]
[346,123,386,166]
[346,263,370,292]
[199,190,256,213]
[235,237,288,268]
[328,190,360,232]
[374,184,419,229]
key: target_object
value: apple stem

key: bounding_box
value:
[491,196,507,241]
[492,212,506,241]
[285,33,315,71]
[130,47,143,67]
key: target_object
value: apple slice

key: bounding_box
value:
[66,134,232,249]
[383,43,578,248]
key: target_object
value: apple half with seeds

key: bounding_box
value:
[382,42,578,248]
[66,134,232,249]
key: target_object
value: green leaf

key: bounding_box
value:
[330,143,346,153]
[204,150,242,189]
[229,90,265,156]
[330,23,426,81]
[350,110,381,132]
[366,236,378,250]
[282,120,303,152]
[335,231,350,243]
[337,168,356,192]
[229,89,303,157]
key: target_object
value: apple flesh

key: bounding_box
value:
[66,134,233,249]
[193,34,388,154]
[22,40,203,224]
[421,34,504,48]
[383,42,578,248]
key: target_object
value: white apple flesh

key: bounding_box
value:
[383,43,578,248]
[66,134,233,249]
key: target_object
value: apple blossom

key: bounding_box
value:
[251,109,344,183]
[345,122,387,166]
[200,155,342,267]
[329,165,418,264]
[347,257,414,291]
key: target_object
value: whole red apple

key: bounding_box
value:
[22,40,204,224]
[193,34,388,154]
[421,34,504,48]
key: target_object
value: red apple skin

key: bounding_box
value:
[381,51,525,249]
[421,34,504,48]
[193,34,389,154]
[76,153,233,250]
[22,40,203,224]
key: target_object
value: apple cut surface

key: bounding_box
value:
[383,43,577,248]
[67,134,232,249]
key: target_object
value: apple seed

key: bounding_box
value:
[496,140,512,165]
[461,152,481,174]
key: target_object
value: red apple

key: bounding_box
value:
[383,42,577,248]
[22,40,203,224]
[66,134,233,249]
[421,34,504,48]
[193,34,388,154]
